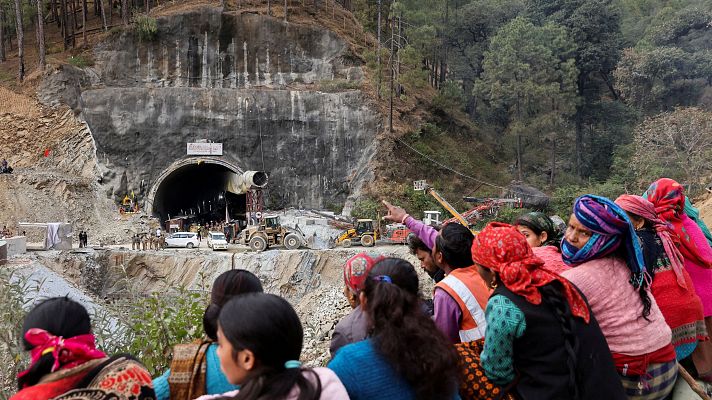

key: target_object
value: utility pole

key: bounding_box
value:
[388,15,394,133]
[376,0,381,98]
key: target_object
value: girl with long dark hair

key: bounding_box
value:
[153,269,264,400]
[195,293,349,400]
[329,258,460,400]
[462,222,624,400]
[12,297,155,400]
[560,194,677,399]
[513,211,569,273]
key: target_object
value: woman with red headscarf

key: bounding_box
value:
[644,178,712,382]
[461,222,624,400]
[12,297,155,400]
[615,194,707,361]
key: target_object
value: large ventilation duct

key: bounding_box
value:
[226,171,269,195]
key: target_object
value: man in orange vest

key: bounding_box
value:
[383,200,490,343]
[431,223,490,343]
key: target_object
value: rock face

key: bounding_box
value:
[40,7,380,213]
[32,247,432,366]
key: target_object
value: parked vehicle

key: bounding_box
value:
[207,231,229,251]
[164,232,200,249]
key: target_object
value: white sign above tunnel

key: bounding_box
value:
[187,142,223,156]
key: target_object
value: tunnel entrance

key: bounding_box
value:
[151,161,247,229]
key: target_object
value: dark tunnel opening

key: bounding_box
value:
[153,163,246,228]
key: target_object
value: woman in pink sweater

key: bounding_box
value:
[560,195,676,400]
[645,178,712,382]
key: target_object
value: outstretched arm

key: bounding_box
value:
[382,200,438,250]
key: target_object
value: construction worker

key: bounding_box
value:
[141,233,149,251]
[383,200,489,343]
[132,234,140,250]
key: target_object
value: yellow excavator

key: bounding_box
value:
[334,219,378,247]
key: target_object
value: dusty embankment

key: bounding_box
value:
[17,245,429,366]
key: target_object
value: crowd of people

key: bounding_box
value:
[10,177,712,400]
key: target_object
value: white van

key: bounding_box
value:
[165,232,200,249]
[207,232,229,251]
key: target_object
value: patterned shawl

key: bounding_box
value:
[561,194,647,288]
[644,178,712,268]
[615,194,687,288]
[471,222,590,322]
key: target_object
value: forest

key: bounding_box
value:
[349,0,712,207]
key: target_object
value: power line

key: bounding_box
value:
[394,137,558,199]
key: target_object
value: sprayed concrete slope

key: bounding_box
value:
[39,8,381,212]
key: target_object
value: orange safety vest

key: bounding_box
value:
[435,267,490,342]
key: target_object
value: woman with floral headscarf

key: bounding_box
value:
[615,194,707,361]
[644,178,712,382]
[513,211,569,273]
[462,222,624,400]
[560,195,676,400]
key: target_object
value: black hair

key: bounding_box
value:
[18,297,92,389]
[539,283,581,400]
[218,293,321,400]
[407,233,430,254]
[513,214,562,249]
[435,223,474,268]
[363,258,459,400]
[203,269,263,341]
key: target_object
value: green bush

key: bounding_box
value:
[133,15,158,42]
[351,197,381,220]
[112,289,208,376]
[67,55,93,68]
[0,271,35,397]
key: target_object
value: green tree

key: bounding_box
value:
[528,0,624,178]
[476,17,578,183]
[443,0,525,116]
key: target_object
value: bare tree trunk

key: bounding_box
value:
[37,0,46,69]
[0,8,6,62]
[60,0,68,48]
[13,0,24,81]
[81,0,87,45]
[51,0,60,27]
[121,0,128,25]
[98,0,107,30]
[144,0,148,15]
[267,0,271,15]
[284,0,287,22]
[70,0,77,30]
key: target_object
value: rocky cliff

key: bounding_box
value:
[39,7,381,214]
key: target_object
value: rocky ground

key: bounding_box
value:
[4,244,428,369]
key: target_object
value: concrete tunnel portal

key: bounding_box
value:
[147,158,268,227]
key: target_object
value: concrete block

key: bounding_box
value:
[5,236,27,257]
